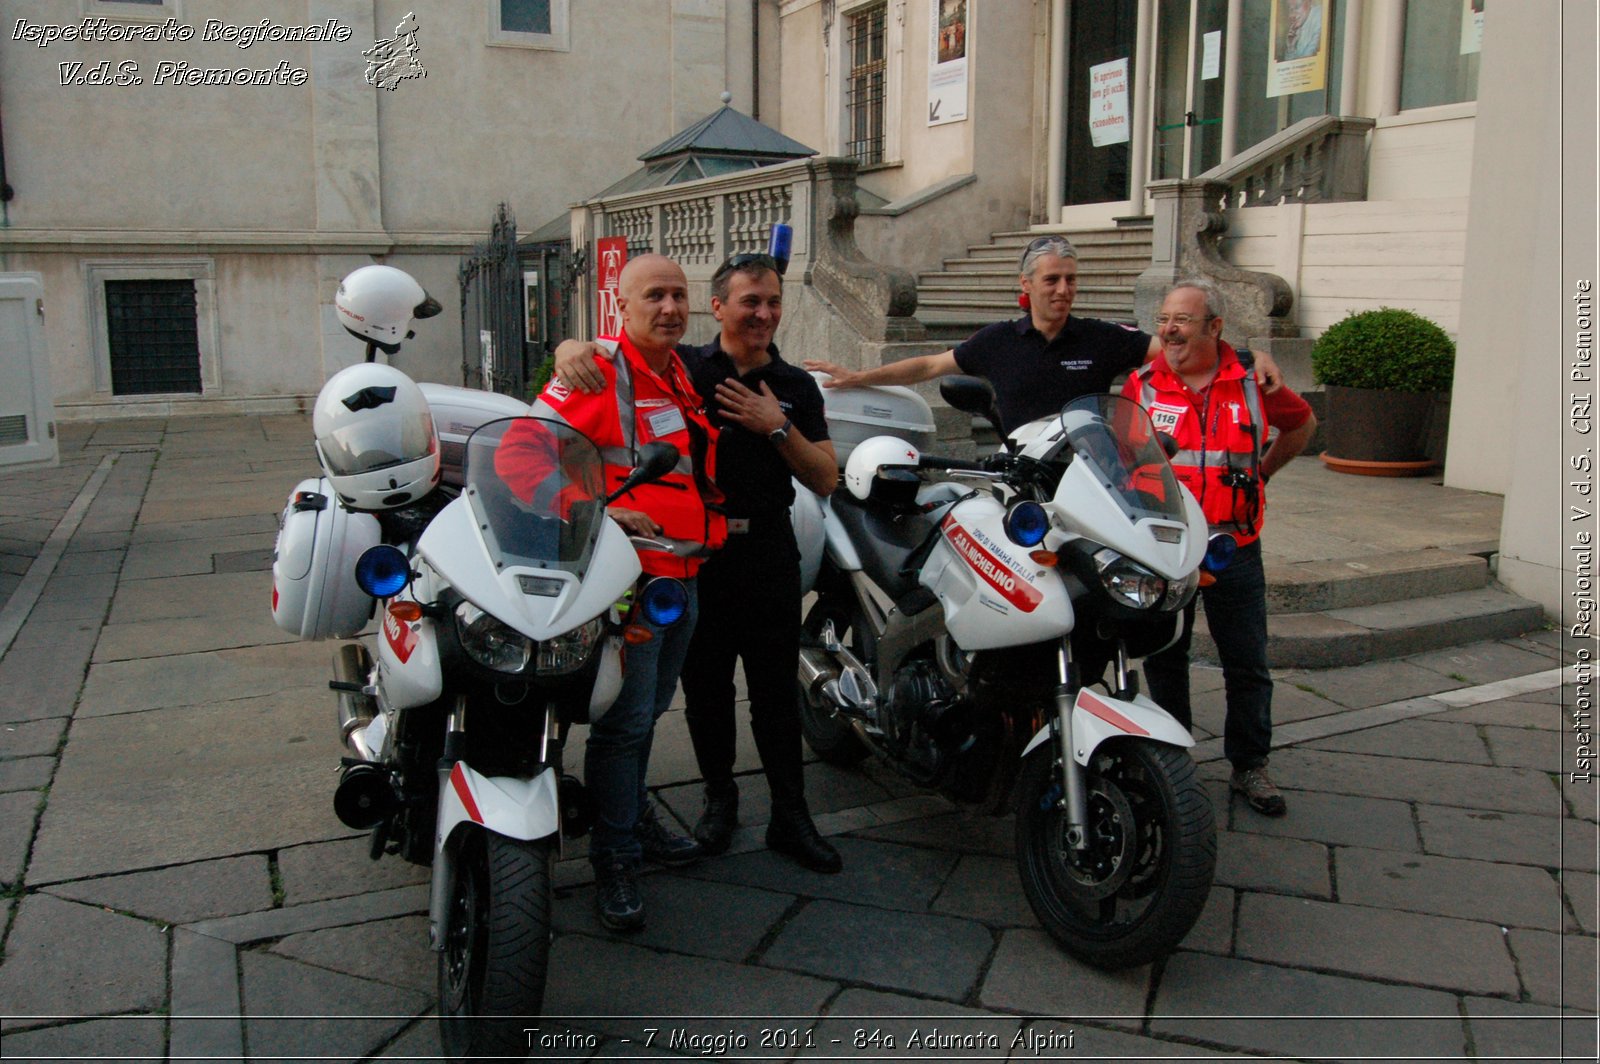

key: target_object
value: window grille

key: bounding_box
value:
[845,4,887,166]
[105,279,202,395]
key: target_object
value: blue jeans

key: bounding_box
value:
[586,578,698,869]
[1143,539,1273,770]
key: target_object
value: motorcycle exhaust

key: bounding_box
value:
[329,642,401,830]
[799,645,877,720]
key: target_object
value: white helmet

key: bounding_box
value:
[313,363,440,511]
[844,435,922,506]
[334,265,442,354]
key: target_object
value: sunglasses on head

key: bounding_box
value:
[714,252,779,277]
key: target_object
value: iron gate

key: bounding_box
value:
[458,203,574,399]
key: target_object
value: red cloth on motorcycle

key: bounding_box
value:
[499,334,727,577]
[1124,341,1311,546]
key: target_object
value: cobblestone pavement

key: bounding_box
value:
[0,415,1593,1062]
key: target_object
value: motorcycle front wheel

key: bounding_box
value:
[438,829,552,1061]
[1015,738,1215,970]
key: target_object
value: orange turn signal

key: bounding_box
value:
[1198,571,1218,588]
[622,624,655,645]
[1029,550,1058,567]
[388,601,423,623]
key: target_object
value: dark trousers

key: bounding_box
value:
[1143,538,1273,770]
[680,522,806,800]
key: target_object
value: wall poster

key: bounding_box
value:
[928,0,968,126]
[1267,0,1327,98]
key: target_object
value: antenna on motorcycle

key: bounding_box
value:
[938,376,1013,453]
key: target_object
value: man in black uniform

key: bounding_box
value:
[554,253,844,873]
[804,236,1280,434]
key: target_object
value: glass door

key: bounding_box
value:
[1152,0,1229,179]
[1062,0,1138,207]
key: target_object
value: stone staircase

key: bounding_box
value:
[1192,548,1546,670]
[914,222,1153,343]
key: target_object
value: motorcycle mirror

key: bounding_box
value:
[1156,432,1180,459]
[605,442,681,505]
[939,375,1014,454]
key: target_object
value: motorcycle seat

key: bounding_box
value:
[829,493,937,601]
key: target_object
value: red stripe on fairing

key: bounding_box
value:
[940,515,1044,613]
[1078,690,1151,736]
[450,763,484,824]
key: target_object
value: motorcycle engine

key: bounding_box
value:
[881,659,959,785]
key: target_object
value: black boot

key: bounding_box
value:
[694,780,739,855]
[765,797,842,874]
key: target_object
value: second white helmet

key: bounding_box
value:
[313,362,440,511]
[843,435,922,506]
[335,265,442,354]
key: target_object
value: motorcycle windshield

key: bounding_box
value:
[462,416,609,579]
[1059,394,1188,524]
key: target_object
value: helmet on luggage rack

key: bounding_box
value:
[313,362,440,511]
[843,435,922,508]
[334,265,442,354]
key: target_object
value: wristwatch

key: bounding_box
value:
[768,418,792,445]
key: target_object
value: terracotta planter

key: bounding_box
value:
[1319,385,1445,475]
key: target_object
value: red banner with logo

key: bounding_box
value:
[596,237,628,339]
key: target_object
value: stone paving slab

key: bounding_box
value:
[1236,893,1520,996]
[76,640,332,717]
[107,569,275,624]
[1463,995,1599,1060]
[1506,928,1599,1009]
[929,853,1039,928]
[1409,638,1575,685]
[1277,658,1468,710]
[277,835,430,906]
[0,755,53,793]
[239,950,429,1062]
[1301,717,1493,764]
[1563,868,1598,935]
[1227,788,1420,851]
[542,934,838,1039]
[1150,951,1466,1059]
[1269,747,1562,815]
[43,854,274,925]
[1482,721,1564,770]
[976,928,1150,1030]
[677,836,958,913]
[92,608,300,661]
[847,809,1013,857]
[0,1015,167,1060]
[0,893,168,1027]
[765,898,994,1001]
[0,715,65,760]
[268,914,436,997]
[1181,884,1235,956]
[52,548,124,577]
[1213,830,1331,899]
[1333,845,1568,930]
[117,530,279,581]
[1439,696,1566,729]
[555,871,797,964]
[1415,802,1591,870]
[128,511,280,545]
[0,789,40,888]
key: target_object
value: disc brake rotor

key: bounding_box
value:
[1053,777,1137,900]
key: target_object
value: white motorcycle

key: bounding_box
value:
[794,379,1229,969]
[273,367,686,1059]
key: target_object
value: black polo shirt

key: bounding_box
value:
[680,339,830,520]
[952,314,1152,434]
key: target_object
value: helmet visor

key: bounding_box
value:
[319,408,438,476]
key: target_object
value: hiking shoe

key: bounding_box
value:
[693,782,739,856]
[1230,766,1287,817]
[594,860,644,932]
[636,799,703,866]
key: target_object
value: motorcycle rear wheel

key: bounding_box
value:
[438,829,552,1061]
[797,596,870,766]
[1015,738,1214,970]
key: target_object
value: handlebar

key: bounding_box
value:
[918,454,988,473]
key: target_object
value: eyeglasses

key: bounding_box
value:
[713,253,779,278]
[1154,313,1215,328]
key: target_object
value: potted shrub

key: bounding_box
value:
[1311,307,1455,473]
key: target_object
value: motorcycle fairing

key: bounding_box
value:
[1051,459,1205,579]
[827,493,936,599]
[923,494,1073,651]
[375,590,443,711]
[1021,687,1196,765]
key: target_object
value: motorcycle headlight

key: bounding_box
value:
[455,601,533,673]
[1093,548,1168,610]
[534,616,604,675]
[1163,566,1201,611]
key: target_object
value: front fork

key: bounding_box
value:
[1052,636,1099,852]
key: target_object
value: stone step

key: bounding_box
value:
[1191,586,1546,670]
[921,264,1148,284]
[1265,548,1489,612]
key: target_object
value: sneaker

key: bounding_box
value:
[636,799,703,866]
[693,782,739,856]
[594,859,644,932]
[1230,765,1288,817]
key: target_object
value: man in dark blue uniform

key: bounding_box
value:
[804,236,1280,435]
[554,253,845,873]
